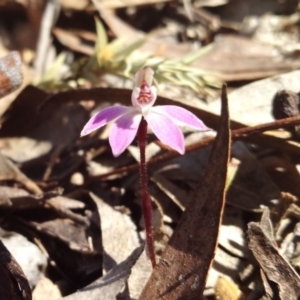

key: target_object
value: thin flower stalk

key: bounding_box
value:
[137,117,156,267]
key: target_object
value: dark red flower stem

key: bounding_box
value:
[137,117,156,268]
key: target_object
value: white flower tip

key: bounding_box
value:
[177,147,185,155]
[198,125,212,131]
[169,144,185,155]
[134,66,154,87]
[112,148,123,157]
[194,121,212,131]
[167,145,185,155]
[80,129,88,137]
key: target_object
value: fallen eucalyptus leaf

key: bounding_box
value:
[89,192,140,273]
[61,246,143,300]
[247,219,300,299]
[0,239,32,300]
[139,84,230,299]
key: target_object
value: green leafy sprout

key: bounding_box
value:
[37,19,222,94]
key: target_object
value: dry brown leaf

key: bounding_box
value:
[0,86,88,162]
[46,196,85,210]
[0,186,55,209]
[247,215,300,299]
[61,246,143,300]
[0,240,32,300]
[30,218,92,252]
[259,155,300,200]
[52,28,94,56]
[1,229,47,288]
[127,249,152,299]
[89,192,141,273]
[195,35,300,81]
[0,152,42,194]
[151,172,188,211]
[207,69,300,126]
[227,142,281,211]
[139,84,230,299]
[215,0,298,23]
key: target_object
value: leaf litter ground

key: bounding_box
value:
[0,1,300,300]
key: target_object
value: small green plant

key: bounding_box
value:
[37,19,221,94]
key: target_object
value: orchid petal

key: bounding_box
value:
[81,106,133,136]
[146,112,185,154]
[109,112,142,157]
[151,105,209,130]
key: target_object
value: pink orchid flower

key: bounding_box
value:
[81,67,209,157]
